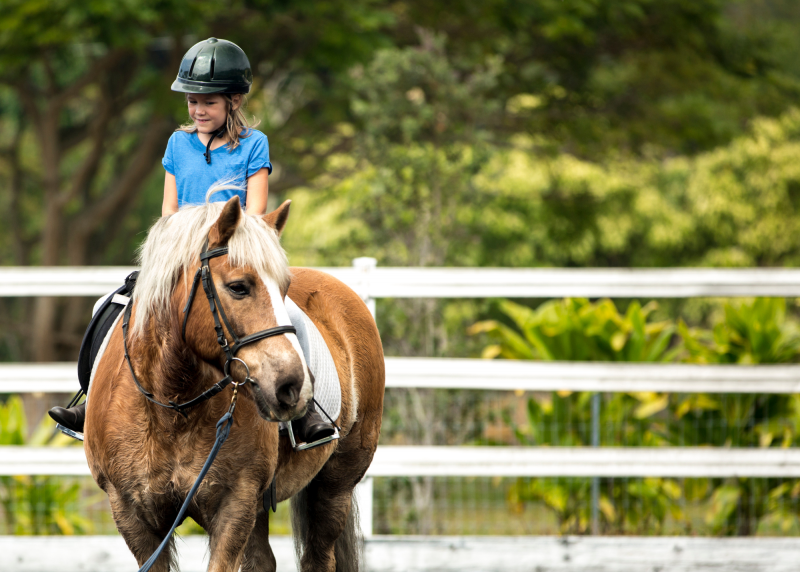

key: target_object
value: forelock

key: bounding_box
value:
[131,202,288,337]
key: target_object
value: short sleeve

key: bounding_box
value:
[162,134,176,175]
[246,132,273,177]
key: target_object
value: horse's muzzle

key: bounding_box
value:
[246,360,312,422]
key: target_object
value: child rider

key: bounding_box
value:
[49,38,335,447]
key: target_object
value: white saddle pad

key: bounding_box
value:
[285,297,341,422]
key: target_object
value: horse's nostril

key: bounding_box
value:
[275,380,299,408]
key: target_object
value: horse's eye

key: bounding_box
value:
[227,282,249,297]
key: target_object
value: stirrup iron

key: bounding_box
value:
[56,424,84,442]
[285,421,339,451]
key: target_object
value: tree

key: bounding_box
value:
[0,0,393,361]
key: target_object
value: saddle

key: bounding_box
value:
[77,272,138,394]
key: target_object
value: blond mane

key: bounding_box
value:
[132,187,289,338]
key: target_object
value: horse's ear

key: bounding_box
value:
[263,200,291,237]
[208,197,242,248]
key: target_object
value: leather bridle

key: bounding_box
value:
[122,238,296,415]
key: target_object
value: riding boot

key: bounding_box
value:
[48,402,86,434]
[291,401,336,448]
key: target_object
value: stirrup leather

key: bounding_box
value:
[285,421,339,451]
[56,424,84,442]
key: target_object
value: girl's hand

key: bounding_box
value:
[163,173,179,216]
[245,168,269,216]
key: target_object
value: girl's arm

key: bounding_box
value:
[163,173,179,216]
[245,167,269,215]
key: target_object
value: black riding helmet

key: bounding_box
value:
[171,38,253,94]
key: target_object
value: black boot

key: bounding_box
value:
[291,401,336,449]
[49,402,86,434]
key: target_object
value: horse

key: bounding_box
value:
[83,195,385,572]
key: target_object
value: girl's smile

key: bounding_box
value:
[187,94,228,139]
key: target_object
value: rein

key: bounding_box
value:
[122,239,296,415]
[138,396,237,572]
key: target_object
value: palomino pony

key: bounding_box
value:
[84,196,385,572]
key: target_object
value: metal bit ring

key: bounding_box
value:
[224,357,251,387]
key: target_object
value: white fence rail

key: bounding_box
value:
[4,359,800,394]
[7,445,800,479]
[3,266,800,298]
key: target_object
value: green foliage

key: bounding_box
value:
[399,0,800,156]
[350,32,502,147]
[471,297,800,534]
[470,298,682,532]
[463,108,800,268]
[0,397,93,535]
[681,298,800,364]
[470,298,677,362]
[285,35,502,268]
[677,298,800,534]
[288,101,800,270]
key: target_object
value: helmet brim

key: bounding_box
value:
[171,78,250,94]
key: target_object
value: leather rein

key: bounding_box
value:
[121,239,296,416]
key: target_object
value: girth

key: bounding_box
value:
[122,238,296,415]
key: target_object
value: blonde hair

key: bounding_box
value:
[178,94,261,150]
[132,183,289,339]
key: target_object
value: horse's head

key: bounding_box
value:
[137,196,312,423]
[196,197,312,422]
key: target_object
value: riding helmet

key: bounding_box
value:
[171,38,253,94]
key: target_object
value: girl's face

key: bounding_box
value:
[187,94,237,133]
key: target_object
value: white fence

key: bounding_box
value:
[2,264,800,570]
[6,444,800,479]
[4,264,800,298]
[5,359,800,395]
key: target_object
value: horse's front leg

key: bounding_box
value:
[295,477,357,572]
[204,483,263,572]
[241,502,277,572]
[107,484,177,572]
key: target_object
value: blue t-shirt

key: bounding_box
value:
[162,129,272,208]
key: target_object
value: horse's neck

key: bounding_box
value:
[134,316,209,404]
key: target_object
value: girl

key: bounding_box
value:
[50,38,335,447]
[163,37,270,215]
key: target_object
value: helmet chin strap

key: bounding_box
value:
[204,127,227,164]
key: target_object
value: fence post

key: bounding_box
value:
[591,392,600,535]
[352,257,377,319]
[352,257,377,538]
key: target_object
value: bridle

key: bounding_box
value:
[122,238,296,416]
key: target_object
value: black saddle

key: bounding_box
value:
[76,271,138,394]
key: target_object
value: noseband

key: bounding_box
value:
[122,238,297,415]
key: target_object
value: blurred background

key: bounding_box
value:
[3,0,800,539]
